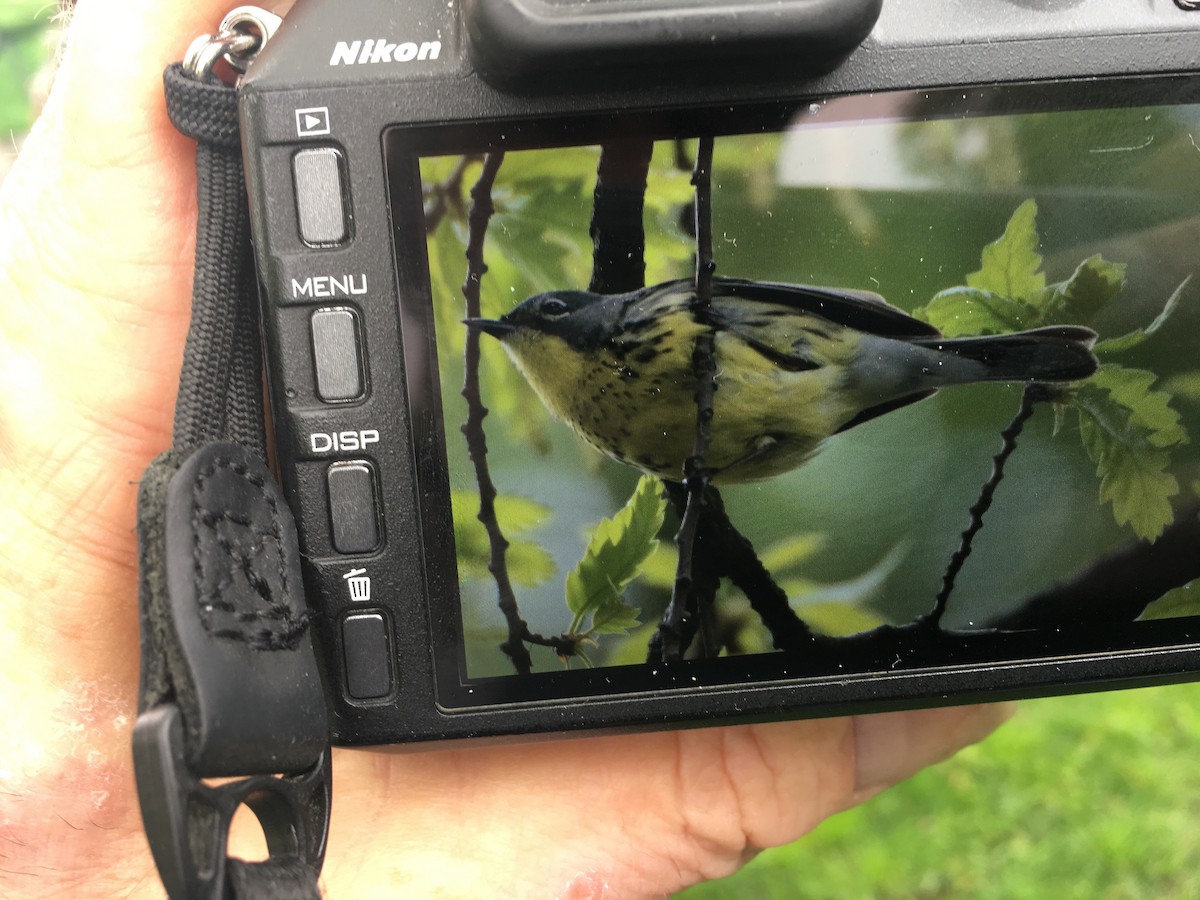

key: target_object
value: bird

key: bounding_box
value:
[466,277,1098,483]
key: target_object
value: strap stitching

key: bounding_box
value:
[191,456,311,651]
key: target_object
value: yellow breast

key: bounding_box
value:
[500,309,860,482]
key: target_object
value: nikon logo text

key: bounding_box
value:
[330,39,442,66]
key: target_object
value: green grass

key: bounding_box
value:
[679,682,1200,899]
[0,1,56,142]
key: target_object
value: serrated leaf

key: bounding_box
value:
[1042,255,1127,324]
[1073,374,1184,540]
[1138,581,1200,621]
[590,602,643,635]
[565,476,666,634]
[966,199,1046,302]
[1082,365,1187,449]
[917,287,1037,337]
[1096,275,1191,356]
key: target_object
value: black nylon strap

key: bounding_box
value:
[164,63,264,458]
[134,64,330,900]
[226,860,321,899]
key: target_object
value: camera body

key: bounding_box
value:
[240,0,1200,746]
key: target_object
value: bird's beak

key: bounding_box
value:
[463,317,516,339]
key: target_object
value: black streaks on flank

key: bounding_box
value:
[742,337,823,373]
[632,346,660,365]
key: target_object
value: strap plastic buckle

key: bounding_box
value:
[133,704,331,900]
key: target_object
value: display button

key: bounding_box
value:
[311,308,363,402]
[293,147,348,245]
[342,612,393,700]
[327,462,380,553]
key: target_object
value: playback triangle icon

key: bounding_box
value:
[296,106,331,137]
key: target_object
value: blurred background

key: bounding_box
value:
[6,4,1200,897]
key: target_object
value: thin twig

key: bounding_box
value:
[459,154,575,670]
[458,152,536,673]
[927,385,1041,627]
[659,137,718,661]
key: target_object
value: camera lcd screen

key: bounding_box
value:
[386,78,1200,709]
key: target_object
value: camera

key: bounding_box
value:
[239,0,1200,746]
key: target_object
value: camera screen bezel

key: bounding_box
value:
[383,72,1200,713]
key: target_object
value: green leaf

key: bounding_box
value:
[917,287,1038,337]
[1072,366,1187,540]
[635,542,677,590]
[1096,275,1191,356]
[1041,255,1127,325]
[1083,365,1187,449]
[1161,372,1200,404]
[565,476,666,635]
[965,199,1046,302]
[791,544,908,608]
[450,490,556,587]
[1138,581,1200,621]
[758,533,827,573]
[797,603,889,638]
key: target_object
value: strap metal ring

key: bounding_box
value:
[220,6,285,73]
[183,31,258,82]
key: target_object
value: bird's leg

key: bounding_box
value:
[651,477,721,662]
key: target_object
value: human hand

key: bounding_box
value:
[0,1,1013,895]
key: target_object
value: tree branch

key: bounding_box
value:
[589,141,654,294]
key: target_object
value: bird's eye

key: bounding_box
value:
[541,298,570,318]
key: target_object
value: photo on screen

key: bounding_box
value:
[412,89,1200,687]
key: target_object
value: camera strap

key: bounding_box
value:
[131,27,332,899]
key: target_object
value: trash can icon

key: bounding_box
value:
[343,568,371,602]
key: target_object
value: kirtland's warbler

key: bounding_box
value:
[468,277,1098,483]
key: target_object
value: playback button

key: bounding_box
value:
[292,146,348,246]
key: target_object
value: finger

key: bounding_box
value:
[851,700,1018,803]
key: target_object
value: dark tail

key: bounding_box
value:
[912,326,1099,383]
